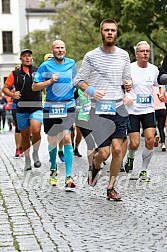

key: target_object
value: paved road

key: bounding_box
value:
[0,127,167,252]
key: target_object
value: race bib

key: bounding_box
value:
[95,101,116,115]
[0,104,3,110]
[49,102,67,118]
[82,102,91,115]
[136,94,152,106]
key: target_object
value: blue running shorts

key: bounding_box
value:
[16,110,43,130]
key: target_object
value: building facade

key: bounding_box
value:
[0,0,56,88]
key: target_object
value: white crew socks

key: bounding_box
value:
[128,147,137,158]
[141,147,153,170]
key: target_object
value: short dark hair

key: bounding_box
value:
[100,18,118,30]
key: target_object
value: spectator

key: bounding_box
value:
[0,89,7,133]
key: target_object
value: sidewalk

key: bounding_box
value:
[0,128,167,252]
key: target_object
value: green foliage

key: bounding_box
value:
[21,0,167,67]
[38,1,45,8]
[116,31,148,62]
[85,0,167,66]
[21,0,101,65]
[20,30,54,66]
[48,0,101,61]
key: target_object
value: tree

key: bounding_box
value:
[85,0,167,66]
[21,0,101,66]
[49,0,101,62]
[20,30,54,66]
[21,0,167,66]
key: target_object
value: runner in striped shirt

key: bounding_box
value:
[74,18,132,200]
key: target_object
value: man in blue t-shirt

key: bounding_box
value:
[32,40,77,188]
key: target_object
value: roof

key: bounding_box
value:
[26,0,68,12]
[26,0,55,9]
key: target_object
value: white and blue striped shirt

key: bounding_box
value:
[75,46,131,107]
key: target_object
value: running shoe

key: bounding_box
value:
[65,176,76,188]
[161,143,166,152]
[139,170,151,182]
[48,170,58,186]
[15,148,20,158]
[32,151,41,168]
[124,157,134,173]
[88,164,100,186]
[154,135,160,147]
[58,151,65,162]
[9,124,12,131]
[141,131,144,137]
[19,147,24,157]
[107,188,121,201]
[34,160,41,168]
[24,157,32,171]
[74,148,82,157]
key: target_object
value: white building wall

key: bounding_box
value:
[18,0,27,40]
[27,14,53,32]
[0,0,55,88]
[0,0,27,87]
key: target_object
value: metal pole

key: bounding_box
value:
[151,41,154,64]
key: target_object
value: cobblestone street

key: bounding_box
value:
[0,128,167,252]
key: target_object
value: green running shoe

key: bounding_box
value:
[124,157,134,173]
[58,150,65,162]
[48,170,58,186]
[139,170,151,182]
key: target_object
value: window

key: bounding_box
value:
[2,0,10,13]
[2,31,13,53]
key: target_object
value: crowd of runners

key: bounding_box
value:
[1,18,167,201]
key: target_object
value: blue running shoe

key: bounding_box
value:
[58,151,65,162]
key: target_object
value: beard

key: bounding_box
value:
[102,34,117,47]
[55,55,64,62]
[105,41,115,47]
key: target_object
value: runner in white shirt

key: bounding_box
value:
[124,41,164,181]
